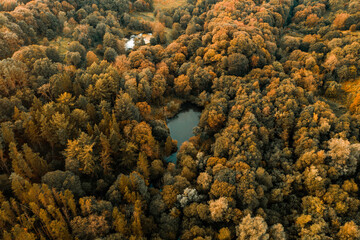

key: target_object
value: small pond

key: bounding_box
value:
[165,105,201,163]
[125,33,152,50]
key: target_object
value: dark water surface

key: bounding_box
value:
[165,106,201,163]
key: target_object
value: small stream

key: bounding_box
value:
[165,106,201,163]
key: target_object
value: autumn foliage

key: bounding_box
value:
[0,0,360,239]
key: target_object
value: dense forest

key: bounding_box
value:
[0,0,360,239]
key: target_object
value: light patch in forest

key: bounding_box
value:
[132,12,156,22]
[343,78,360,95]
[43,37,72,57]
[153,0,188,10]
[342,77,360,112]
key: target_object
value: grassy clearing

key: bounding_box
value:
[55,37,73,56]
[132,12,156,22]
[130,11,172,42]
[153,0,188,10]
[37,37,73,60]
[129,0,188,41]
[40,37,72,57]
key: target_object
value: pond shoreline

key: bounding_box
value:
[165,103,202,164]
[165,102,202,122]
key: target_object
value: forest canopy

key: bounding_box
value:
[0,0,360,239]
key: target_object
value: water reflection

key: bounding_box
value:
[165,107,201,163]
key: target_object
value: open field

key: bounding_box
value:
[132,12,156,22]
[153,0,188,10]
